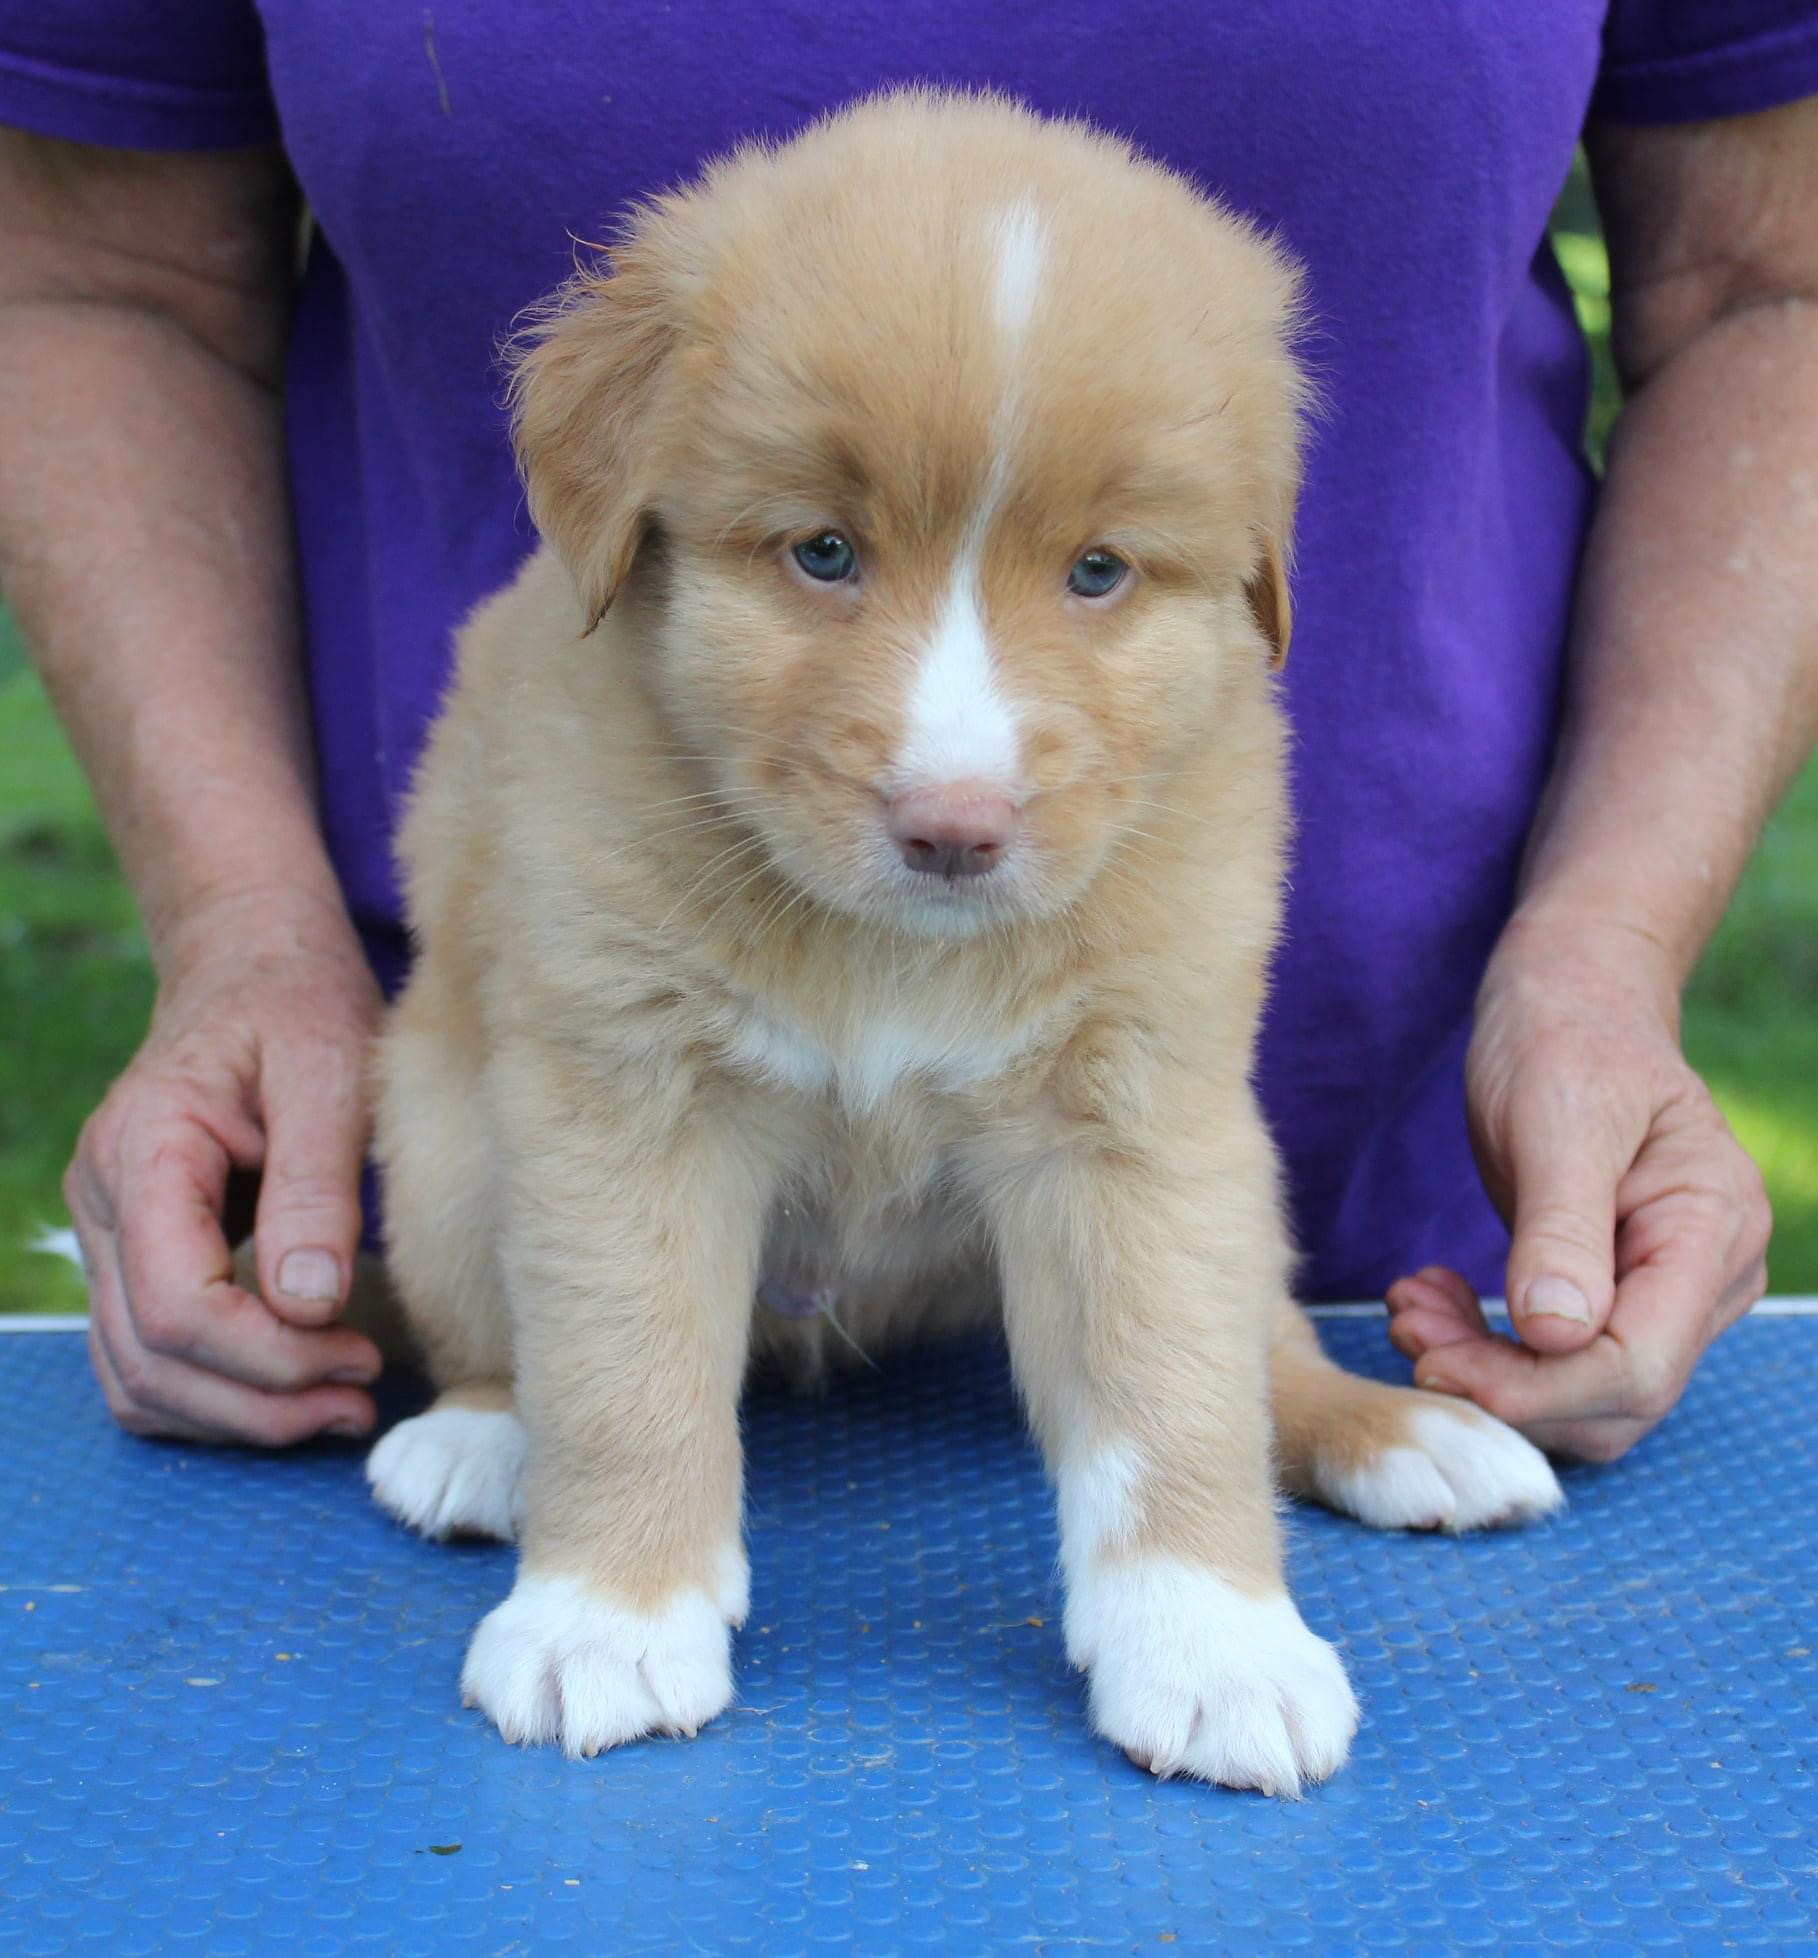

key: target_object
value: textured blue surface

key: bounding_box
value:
[2,1318,1815,1956]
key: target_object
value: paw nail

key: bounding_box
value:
[1522,1274,1591,1324]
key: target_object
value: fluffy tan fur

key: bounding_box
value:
[371,90,1556,1790]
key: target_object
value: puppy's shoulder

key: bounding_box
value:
[392,548,587,960]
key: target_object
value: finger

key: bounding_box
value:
[98,1316,377,1446]
[104,1214,375,1446]
[166,1288,382,1393]
[71,1204,207,1440]
[1511,1412,1649,1466]
[1503,1123,1621,1356]
[1385,1267,1490,1359]
[254,1036,369,1327]
[1407,1265,1484,1320]
[1415,1328,1621,1429]
[1720,1254,1769,1334]
[110,1112,382,1400]
[1416,1251,1711,1437]
[89,1310,226,1444]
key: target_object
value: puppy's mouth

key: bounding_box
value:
[892,870,1006,924]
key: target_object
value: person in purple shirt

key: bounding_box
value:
[0,6,1812,1458]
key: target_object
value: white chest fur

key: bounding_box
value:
[723,1000,1039,1110]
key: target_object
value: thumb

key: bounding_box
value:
[1501,1114,1620,1355]
[254,1037,369,1328]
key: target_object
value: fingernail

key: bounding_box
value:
[328,1366,379,1386]
[279,1248,342,1303]
[327,1419,367,1440]
[1522,1274,1591,1325]
[1418,1370,1466,1397]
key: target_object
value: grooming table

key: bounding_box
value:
[2,1310,1813,1955]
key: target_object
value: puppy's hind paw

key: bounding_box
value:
[461,1573,735,1756]
[366,1404,527,1541]
[1068,1560,1358,1796]
[1319,1398,1562,1534]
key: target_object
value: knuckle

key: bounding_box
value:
[1573,1426,1633,1467]
[64,1131,114,1225]
[262,1168,358,1216]
[110,1343,159,1409]
[1744,1181,1774,1254]
[88,1341,133,1425]
[1625,1348,1681,1425]
[109,1399,158,1438]
[128,1289,192,1359]
[1471,1379,1528,1428]
[1520,1200,1611,1264]
[260,1344,320,1393]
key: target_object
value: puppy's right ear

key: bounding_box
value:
[508,228,684,632]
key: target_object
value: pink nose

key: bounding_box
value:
[887,784,1020,879]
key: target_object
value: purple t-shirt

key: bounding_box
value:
[5,4,1817,1297]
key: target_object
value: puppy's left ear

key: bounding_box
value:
[508,213,691,632]
[1245,533,1292,669]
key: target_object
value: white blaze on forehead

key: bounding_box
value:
[991,198,1047,344]
[892,200,1047,793]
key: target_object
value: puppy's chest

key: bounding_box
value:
[721,998,1043,1115]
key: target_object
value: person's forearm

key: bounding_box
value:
[0,294,345,969]
[1511,296,1818,998]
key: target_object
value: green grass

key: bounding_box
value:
[0,168,1812,1308]
[0,609,153,1310]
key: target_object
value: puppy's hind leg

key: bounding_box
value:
[366,995,525,1541]
[366,1379,529,1542]
[1270,1298,1562,1533]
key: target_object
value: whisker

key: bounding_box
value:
[653,835,771,936]
[817,1297,883,1374]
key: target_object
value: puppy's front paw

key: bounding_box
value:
[461,1572,736,1756]
[367,1405,527,1541]
[1319,1397,1562,1533]
[1067,1560,1358,1795]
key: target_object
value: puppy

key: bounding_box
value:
[367,89,1561,1794]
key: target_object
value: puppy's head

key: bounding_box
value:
[512,89,1307,938]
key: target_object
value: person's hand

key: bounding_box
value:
[1386,916,1770,1463]
[65,885,386,1445]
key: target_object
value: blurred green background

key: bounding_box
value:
[1,157,1813,1314]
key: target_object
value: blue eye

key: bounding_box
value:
[1067,549,1127,599]
[793,531,857,583]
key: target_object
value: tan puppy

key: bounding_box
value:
[367,89,1561,1794]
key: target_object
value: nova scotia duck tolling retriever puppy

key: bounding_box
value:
[366,88,1562,1794]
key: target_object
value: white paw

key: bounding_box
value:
[461,1572,735,1756]
[366,1406,527,1541]
[1066,1559,1358,1795]
[1319,1400,1563,1533]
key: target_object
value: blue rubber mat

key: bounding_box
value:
[2,1316,1814,1955]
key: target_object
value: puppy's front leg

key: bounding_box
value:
[461,1046,769,1757]
[985,1087,1358,1794]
